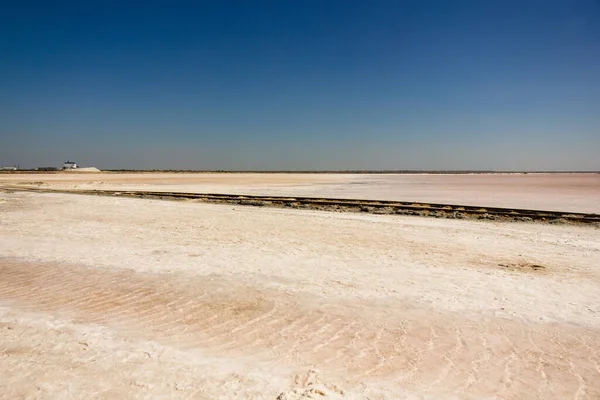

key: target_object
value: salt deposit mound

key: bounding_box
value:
[71,167,101,172]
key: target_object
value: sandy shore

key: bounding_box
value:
[1,190,599,398]
[2,172,599,213]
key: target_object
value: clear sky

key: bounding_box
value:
[1,0,599,170]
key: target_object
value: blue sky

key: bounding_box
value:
[1,0,599,170]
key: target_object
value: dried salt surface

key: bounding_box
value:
[1,192,600,399]
[2,172,600,213]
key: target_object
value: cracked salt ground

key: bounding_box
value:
[1,191,599,398]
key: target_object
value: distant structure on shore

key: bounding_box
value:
[62,161,78,170]
[33,162,100,172]
[0,165,18,171]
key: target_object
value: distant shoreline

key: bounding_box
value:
[1,170,599,174]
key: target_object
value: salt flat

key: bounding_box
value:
[1,190,599,399]
[2,172,599,213]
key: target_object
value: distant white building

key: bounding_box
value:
[0,166,17,171]
[62,161,78,170]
